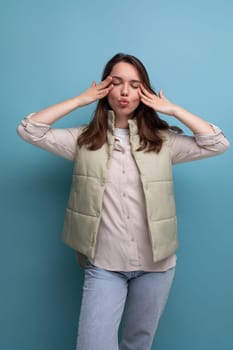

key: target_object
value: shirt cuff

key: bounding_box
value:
[194,124,225,146]
[21,113,51,138]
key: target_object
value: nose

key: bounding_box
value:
[121,82,129,96]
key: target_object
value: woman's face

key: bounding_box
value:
[107,62,142,121]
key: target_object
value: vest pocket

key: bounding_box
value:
[70,176,104,218]
[147,181,176,221]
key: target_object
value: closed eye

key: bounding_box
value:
[111,76,141,88]
[112,78,122,85]
[131,82,140,89]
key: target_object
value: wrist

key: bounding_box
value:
[71,96,83,109]
[172,105,185,118]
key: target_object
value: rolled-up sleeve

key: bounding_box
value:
[17,114,82,161]
[169,124,230,164]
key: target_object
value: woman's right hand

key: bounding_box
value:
[28,76,113,125]
[77,76,113,107]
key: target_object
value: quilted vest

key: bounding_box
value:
[62,111,178,263]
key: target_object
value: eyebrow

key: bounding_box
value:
[111,76,141,83]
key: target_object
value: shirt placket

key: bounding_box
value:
[119,144,140,267]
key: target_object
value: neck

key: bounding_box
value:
[115,114,133,129]
[115,120,129,128]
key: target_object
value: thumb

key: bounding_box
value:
[159,89,169,101]
[159,89,164,98]
[91,81,97,87]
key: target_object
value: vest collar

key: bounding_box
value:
[107,110,138,136]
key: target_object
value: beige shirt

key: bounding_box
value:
[93,128,177,271]
[17,115,229,271]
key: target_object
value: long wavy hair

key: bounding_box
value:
[78,53,181,153]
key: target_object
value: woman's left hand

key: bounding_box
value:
[138,85,177,116]
[139,85,216,134]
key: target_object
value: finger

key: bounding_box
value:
[99,76,112,89]
[159,89,164,98]
[91,81,97,87]
[137,88,143,97]
[139,84,148,95]
[140,84,150,94]
[97,85,113,98]
[140,84,154,99]
[138,87,148,100]
[139,92,153,106]
[139,88,154,103]
[159,89,169,101]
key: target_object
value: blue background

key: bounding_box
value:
[1,0,233,349]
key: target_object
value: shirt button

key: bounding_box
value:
[127,215,130,219]
[122,193,126,197]
[122,170,125,174]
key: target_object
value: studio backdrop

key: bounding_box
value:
[1,1,232,349]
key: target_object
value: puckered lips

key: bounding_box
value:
[119,98,129,107]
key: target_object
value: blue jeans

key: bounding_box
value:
[76,261,175,350]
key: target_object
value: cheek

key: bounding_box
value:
[108,87,118,98]
[132,91,141,104]
[107,89,118,106]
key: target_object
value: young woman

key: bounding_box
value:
[17,53,230,350]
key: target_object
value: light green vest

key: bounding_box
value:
[62,111,178,263]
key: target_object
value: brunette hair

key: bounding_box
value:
[78,53,181,152]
